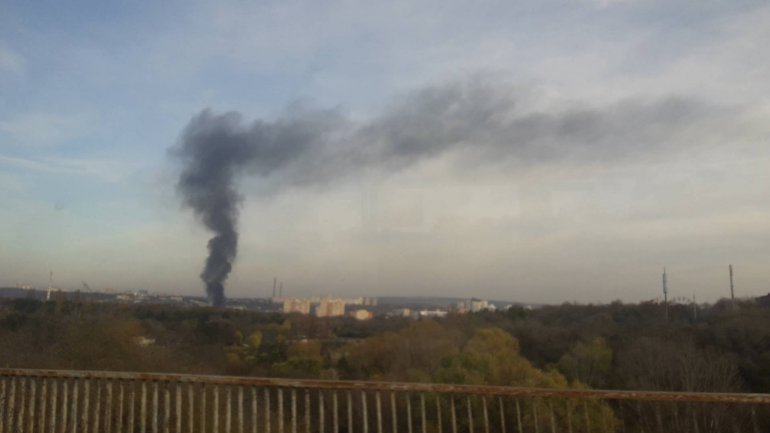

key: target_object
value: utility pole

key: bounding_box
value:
[662,268,669,322]
[692,293,697,321]
[47,270,54,301]
[729,264,735,311]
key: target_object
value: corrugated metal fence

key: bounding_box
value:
[1,368,769,433]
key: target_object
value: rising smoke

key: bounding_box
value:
[173,79,710,305]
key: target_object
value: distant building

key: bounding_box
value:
[416,309,448,318]
[283,298,312,315]
[453,302,469,314]
[350,309,373,320]
[452,298,497,313]
[470,298,492,312]
[388,308,411,318]
[363,297,378,306]
[315,298,346,317]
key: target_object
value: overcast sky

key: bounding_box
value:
[1,0,769,304]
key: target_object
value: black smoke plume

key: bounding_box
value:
[173,108,343,305]
[175,111,254,305]
[173,80,710,305]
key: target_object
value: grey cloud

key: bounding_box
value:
[172,78,714,303]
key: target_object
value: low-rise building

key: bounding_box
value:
[350,309,373,320]
[416,309,448,318]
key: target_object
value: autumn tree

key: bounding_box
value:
[341,319,462,381]
[557,337,613,388]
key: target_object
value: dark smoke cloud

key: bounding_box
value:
[173,79,712,304]
[173,108,345,305]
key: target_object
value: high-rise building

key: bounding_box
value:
[315,298,346,317]
[283,298,311,314]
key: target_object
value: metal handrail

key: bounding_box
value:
[2,368,769,433]
[2,368,769,404]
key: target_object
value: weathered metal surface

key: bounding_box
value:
[375,391,382,433]
[515,399,522,433]
[264,386,271,433]
[18,377,25,433]
[140,382,147,433]
[71,380,79,433]
[95,381,103,433]
[28,378,36,433]
[152,382,159,433]
[213,385,220,433]
[277,388,283,433]
[318,389,324,433]
[49,379,57,433]
[107,381,114,433]
[420,394,426,433]
[291,388,297,433]
[175,384,181,433]
[360,390,367,433]
[306,390,312,433]
[467,396,474,433]
[406,393,413,433]
[39,379,47,433]
[390,392,397,433]
[129,383,136,433]
[164,385,171,433]
[118,382,125,433]
[61,380,68,433]
[497,397,505,433]
[0,378,6,433]
[346,390,353,433]
[240,386,245,433]
[332,390,338,433]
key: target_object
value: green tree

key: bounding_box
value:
[557,337,613,387]
[342,320,461,380]
[435,327,568,387]
[270,357,322,378]
[434,328,617,433]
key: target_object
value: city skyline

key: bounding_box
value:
[2,1,770,303]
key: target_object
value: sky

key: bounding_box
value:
[1,0,769,304]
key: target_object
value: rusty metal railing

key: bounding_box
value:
[1,368,769,433]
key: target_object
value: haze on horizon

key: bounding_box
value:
[1,0,769,304]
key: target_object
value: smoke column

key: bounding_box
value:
[174,111,256,306]
[172,80,707,305]
[173,107,341,305]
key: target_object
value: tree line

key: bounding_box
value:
[1,296,768,395]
